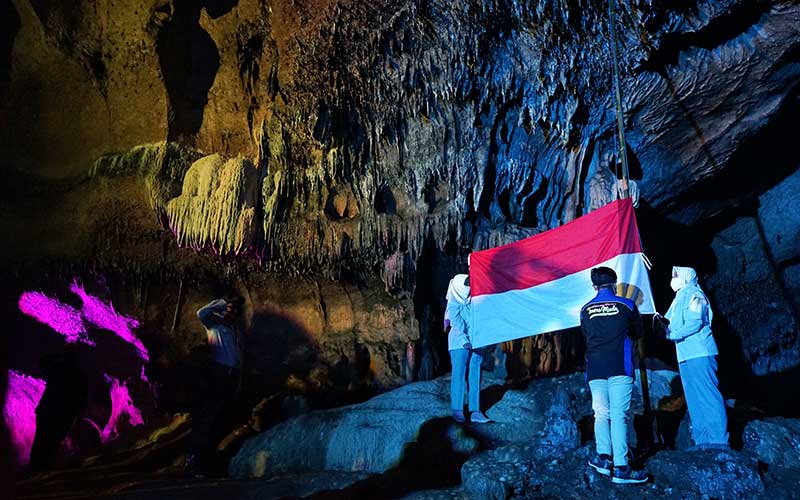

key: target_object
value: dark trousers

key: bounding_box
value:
[188,363,239,464]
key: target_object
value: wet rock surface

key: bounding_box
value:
[647,449,764,500]
[230,370,646,483]
[11,369,800,499]
[742,417,800,469]
[458,446,769,500]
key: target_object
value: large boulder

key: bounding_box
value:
[460,444,539,500]
[461,444,771,500]
[229,377,472,478]
[478,372,589,450]
[230,368,688,481]
[230,371,592,479]
[647,449,764,500]
[742,417,800,469]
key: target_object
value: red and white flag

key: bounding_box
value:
[469,198,654,348]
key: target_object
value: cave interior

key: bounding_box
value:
[1,0,799,498]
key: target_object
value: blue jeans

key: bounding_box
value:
[450,348,483,412]
[589,375,633,466]
[679,355,729,446]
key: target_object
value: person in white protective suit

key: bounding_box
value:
[662,266,729,449]
[444,274,491,424]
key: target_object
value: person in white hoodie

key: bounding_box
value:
[444,274,491,424]
[663,266,729,449]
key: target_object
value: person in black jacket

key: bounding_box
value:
[580,267,648,484]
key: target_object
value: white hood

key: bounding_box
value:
[671,266,699,290]
[446,274,470,305]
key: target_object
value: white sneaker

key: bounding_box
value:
[470,411,492,423]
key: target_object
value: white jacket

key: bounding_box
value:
[445,274,471,351]
[665,266,718,362]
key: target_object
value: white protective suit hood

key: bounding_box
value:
[670,266,699,292]
[446,274,470,305]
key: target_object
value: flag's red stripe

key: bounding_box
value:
[470,199,642,296]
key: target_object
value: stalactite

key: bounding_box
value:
[165,154,262,255]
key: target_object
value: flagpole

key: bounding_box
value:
[609,0,652,451]
[609,0,630,199]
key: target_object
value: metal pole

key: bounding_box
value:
[609,0,652,451]
[609,0,630,199]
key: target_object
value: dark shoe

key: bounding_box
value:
[452,410,465,423]
[470,411,492,424]
[612,465,648,484]
[185,453,207,479]
[587,454,613,476]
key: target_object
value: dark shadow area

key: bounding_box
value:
[742,364,800,418]
[636,199,718,363]
[0,0,20,90]
[638,196,800,418]
[479,383,510,413]
[659,78,800,224]
[373,184,397,215]
[156,0,239,143]
[244,310,373,409]
[297,417,478,500]
[642,2,773,70]
[0,292,13,499]
[412,228,463,381]
[615,142,644,181]
[28,348,88,473]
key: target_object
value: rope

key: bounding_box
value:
[609,2,653,452]
[609,0,630,199]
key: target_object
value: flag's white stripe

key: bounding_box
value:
[471,253,654,348]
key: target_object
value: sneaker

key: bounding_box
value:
[587,454,613,476]
[452,410,465,423]
[611,465,649,484]
[469,411,493,424]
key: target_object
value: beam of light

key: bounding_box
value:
[17,292,94,345]
[101,375,144,442]
[2,370,46,465]
[69,282,148,361]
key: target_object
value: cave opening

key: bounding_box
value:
[374,183,397,215]
[156,0,239,144]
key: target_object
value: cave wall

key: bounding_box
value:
[1,0,168,178]
[2,0,799,425]
[705,167,800,414]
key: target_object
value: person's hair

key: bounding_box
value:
[591,267,617,288]
[224,294,244,319]
[224,293,244,306]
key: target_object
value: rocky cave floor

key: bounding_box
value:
[13,368,800,500]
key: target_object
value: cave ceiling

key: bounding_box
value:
[0,0,798,279]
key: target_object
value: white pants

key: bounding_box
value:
[589,375,633,466]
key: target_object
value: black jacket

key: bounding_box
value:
[580,288,643,381]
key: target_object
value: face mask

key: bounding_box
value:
[670,277,684,292]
